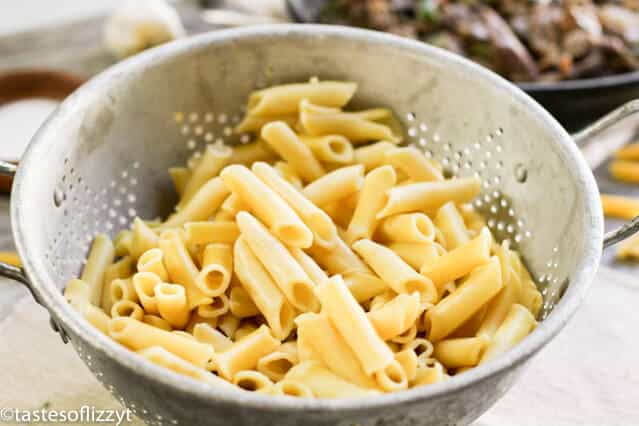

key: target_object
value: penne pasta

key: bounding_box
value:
[480,304,537,364]
[197,295,230,319]
[155,283,190,329]
[218,312,241,339]
[235,114,298,134]
[113,230,134,257]
[257,348,299,382]
[375,359,408,392]
[395,349,418,382]
[193,323,233,352]
[432,337,487,369]
[143,314,173,331]
[132,272,161,314]
[343,271,389,303]
[272,380,314,398]
[285,361,380,398]
[178,143,232,209]
[377,177,481,219]
[434,202,470,250]
[111,300,145,321]
[229,285,260,318]
[233,370,274,393]
[307,234,369,276]
[302,164,364,207]
[137,248,168,282]
[615,143,639,160]
[130,218,159,261]
[229,140,277,165]
[609,160,639,184]
[385,146,443,181]
[367,292,422,340]
[168,167,191,198]
[354,141,396,171]
[600,194,639,220]
[289,247,328,287]
[299,134,354,164]
[110,277,138,306]
[234,321,260,341]
[376,213,436,244]
[236,212,319,312]
[184,221,239,246]
[102,256,135,312]
[273,161,303,189]
[196,243,233,297]
[214,325,280,380]
[81,234,115,306]
[412,359,448,386]
[162,177,230,228]
[388,241,445,270]
[138,346,229,386]
[83,304,111,334]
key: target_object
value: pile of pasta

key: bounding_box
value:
[65,79,542,399]
[602,143,639,261]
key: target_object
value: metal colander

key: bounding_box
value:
[1,25,638,426]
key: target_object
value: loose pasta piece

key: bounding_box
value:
[299,100,400,144]
[394,349,418,382]
[137,248,168,282]
[236,212,319,312]
[257,348,299,382]
[221,165,313,248]
[377,177,481,219]
[111,300,144,321]
[420,228,492,291]
[229,285,260,318]
[367,292,421,340]
[302,164,364,206]
[307,234,369,276]
[113,230,134,257]
[353,239,437,303]
[218,312,241,339]
[102,256,135,312]
[130,218,159,260]
[261,121,325,183]
[155,283,190,329]
[233,370,274,393]
[83,304,110,334]
[178,144,232,209]
[285,361,380,398]
[299,134,354,164]
[480,304,536,364]
[289,247,328,287]
[246,80,357,116]
[412,359,448,386]
[253,162,337,248]
[159,230,213,309]
[196,243,233,297]
[233,236,296,339]
[433,337,487,369]
[184,221,239,246]
[143,314,173,332]
[617,232,639,261]
[426,257,503,342]
[162,177,230,228]
[185,313,218,333]
[346,165,397,243]
[81,234,115,306]
[109,277,138,307]
[108,317,214,368]
[385,146,443,181]
[219,193,249,217]
[434,202,470,250]
[318,275,394,375]
[273,161,303,189]
[388,241,445,270]
[132,272,161,314]
[375,359,408,392]
[138,346,230,386]
[376,213,436,244]
[343,271,389,303]
[235,114,298,134]
[390,324,418,345]
[168,167,190,198]
[601,194,639,220]
[193,323,233,352]
[616,143,639,160]
[197,295,230,319]
[609,160,639,184]
[354,141,396,171]
[451,304,488,338]
[234,321,260,341]
[214,325,280,380]
[229,140,277,165]
[272,380,314,398]
[295,313,378,389]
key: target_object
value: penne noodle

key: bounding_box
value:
[193,323,233,352]
[600,194,639,220]
[346,165,397,243]
[609,160,639,184]
[162,177,230,228]
[343,271,389,303]
[221,164,313,248]
[385,146,443,181]
[434,202,470,250]
[367,292,421,340]
[233,370,274,393]
[138,346,229,386]
[307,234,369,276]
[247,80,357,117]
[132,272,161,314]
[615,143,639,160]
[235,114,298,134]
[137,248,168,282]
[617,232,639,261]
[184,221,239,246]
[196,243,233,297]
[197,295,230,319]
[130,218,159,260]
[354,141,396,171]
[143,314,173,331]
[420,228,493,291]
[229,140,277,165]
[229,285,260,318]
[236,212,319,312]
[377,177,481,219]
[412,359,448,386]
[102,256,135,312]
[480,304,537,364]
[81,234,115,306]
[273,161,303,189]
[426,257,503,342]
[113,230,133,257]
[159,230,213,309]
[302,164,364,207]
[289,247,328,287]
[252,162,337,248]
[272,380,314,398]
[261,121,325,183]
[111,300,145,321]
[185,313,218,333]
[388,241,445,270]
[376,213,436,244]
[155,283,190,329]
[375,359,408,392]
[234,321,260,341]
[353,239,437,303]
[451,304,488,338]
[433,337,487,369]
[285,361,380,398]
[83,304,110,334]
[233,236,296,340]
[178,143,232,209]
[218,312,241,339]
[110,277,138,306]
[108,317,215,368]
[214,325,280,380]
[168,167,191,198]
[318,275,394,375]
[299,134,354,164]
[395,349,418,382]
[257,349,299,382]
[390,324,418,345]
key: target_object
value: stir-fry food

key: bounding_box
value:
[320,0,639,82]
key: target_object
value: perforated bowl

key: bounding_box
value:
[1,25,638,426]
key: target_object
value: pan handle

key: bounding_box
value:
[571,100,639,249]
[0,161,69,343]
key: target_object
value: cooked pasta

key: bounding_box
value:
[67,78,540,398]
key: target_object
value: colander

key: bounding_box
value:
[1,25,638,426]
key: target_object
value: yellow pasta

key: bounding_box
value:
[480,304,537,364]
[196,243,233,297]
[285,361,380,398]
[83,304,111,334]
[367,292,421,340]
[273,161,303,189]
[155,283,190,329]
[235,114,298,134]
[234,321,260,341]
[609,160,639,184]
[192,323,233,352]
[601,194,639,220]
[257,348,298,382]
[162,177,230,228]
[101,256,135,312]
[111,299,145,321]
[138,346,229,386]
[376,213,436,244]
[178,144,232,209]
[394,349,418,382]
[130,218,159,261]
[385,146,443,181]
[143,314,173,331]
[229,140,277,165]
[184,221,239,246]
[109,277,138,307]
[221,164,313,248]
[354,141,396,171]
[229,285,260,318]
[137,248,168,282]
[388,241,445,270]
[432,337,487,369]
[302,164,364,207]
[168,167,190,198]
[81,234,115,306]
[412,359,448,386]
[299,134,354,164]
[233,370,274,393]
[346,165,397,242]
[617,232,639,261]
[615,142,639,160]
[113,230,134,257]
[214,325,280,380]
[342,271,389,303]
[197,295,230,319]
[132,272,161,314]
[377,177,481,219]
[375,359,408,392]
[272,380,314,398]
[434,202,470,250]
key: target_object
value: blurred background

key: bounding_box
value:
[1,1,639,424]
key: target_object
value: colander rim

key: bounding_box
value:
[12,24,603,413]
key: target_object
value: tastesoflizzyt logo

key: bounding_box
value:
[0,405,133,425]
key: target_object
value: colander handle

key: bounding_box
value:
[571,100,639,248]
[0,161,70,343]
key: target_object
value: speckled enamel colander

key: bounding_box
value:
[1,25,638,426]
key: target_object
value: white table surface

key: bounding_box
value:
[1,2,638,425]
